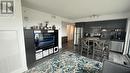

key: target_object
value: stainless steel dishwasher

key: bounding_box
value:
[111,41,124,53]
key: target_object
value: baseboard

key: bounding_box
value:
[11,66,27,73]
[110,50,123,54]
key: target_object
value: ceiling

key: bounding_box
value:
[22,0,130,19]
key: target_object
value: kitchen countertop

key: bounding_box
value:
[83,37,125,42]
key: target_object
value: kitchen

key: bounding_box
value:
[74,19,127,54]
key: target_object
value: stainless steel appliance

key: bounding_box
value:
[111,41,124,53]
[74,27,83,45]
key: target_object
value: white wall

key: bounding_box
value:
[75,12,130,55]
[0,0,27,73]
[22,6,74,48]
[61,22,68,36]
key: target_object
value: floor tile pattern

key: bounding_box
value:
[24,51,102,73]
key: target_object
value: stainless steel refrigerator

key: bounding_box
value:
[74,27,83,45]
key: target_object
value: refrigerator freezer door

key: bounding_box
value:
[74,27,83,45]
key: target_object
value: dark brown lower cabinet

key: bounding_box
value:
[24,29,36,69]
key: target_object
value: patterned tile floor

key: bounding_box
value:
[24,42,123,73]
[24,51,102,73]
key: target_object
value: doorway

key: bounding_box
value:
[61,22,75,49]
[66,24,75,49]
[67,24,75,41]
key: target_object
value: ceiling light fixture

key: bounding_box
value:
[90,14,99,18]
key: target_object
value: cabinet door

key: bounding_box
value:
[24,29,34,39]
[25,38,36,69]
